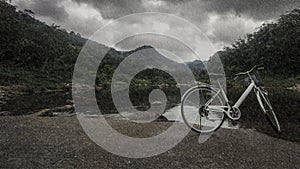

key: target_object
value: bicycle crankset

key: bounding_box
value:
[229,107,241,120]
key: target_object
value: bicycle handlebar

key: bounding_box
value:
[234,65,264,80]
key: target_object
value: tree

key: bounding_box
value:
[211,7,300,77]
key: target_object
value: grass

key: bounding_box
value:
[226,77,300,142]
[0,62,71,91]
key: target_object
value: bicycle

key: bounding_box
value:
[181,65,281,134]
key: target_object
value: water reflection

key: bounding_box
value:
[163,105,239,129]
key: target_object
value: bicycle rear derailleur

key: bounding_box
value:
[199,106,209,117]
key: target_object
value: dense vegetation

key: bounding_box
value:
[207,7,300,141]
[0,1,87,89]
[0,1,194,90]
[214,8,300,78]
[0,1,183,114]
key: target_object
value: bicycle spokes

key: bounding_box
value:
[181,86,225,133]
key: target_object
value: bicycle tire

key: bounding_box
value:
[181,86,226,133]
[257,88,281,133]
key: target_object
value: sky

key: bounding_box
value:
[10,0,300,61]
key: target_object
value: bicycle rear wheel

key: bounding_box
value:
[256,88,281,133]
[181,86,226,133]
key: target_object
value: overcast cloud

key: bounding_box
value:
[10,0,300,60]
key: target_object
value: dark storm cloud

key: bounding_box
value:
[71,0,146,19]
[9,0,300,59]
[71,0,300,20]
[204,0,300,20]
[12,0,69,21]
[71,0,207,20]
[31,0,68,21]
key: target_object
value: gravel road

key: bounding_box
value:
[0,116,299,168]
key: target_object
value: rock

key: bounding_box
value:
[0,111,14,116]
[155,115,169,122]
[64,83,72,90]
[66,99,74,105]
[53,111,76,117]
[52,105,74,112]
[36,105,75,117]
[36,109,52,117]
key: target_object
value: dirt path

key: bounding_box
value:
[0,116,299,168]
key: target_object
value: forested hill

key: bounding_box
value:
[1,0,299,90]
[214,8,300,77]
[0,1,92,87]
[0,1,90,67]
[0,1,205,89]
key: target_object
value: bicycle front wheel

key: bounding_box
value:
[181,86,226,133]
[256,88,281,133]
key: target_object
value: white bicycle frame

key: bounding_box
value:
[207,79,261,120]
[182,64,281,133]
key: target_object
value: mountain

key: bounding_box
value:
[186,60,206,72]
[0,1,189,114]
[97,45,193,87]
[0,1,201,90]
[0,1,90,88]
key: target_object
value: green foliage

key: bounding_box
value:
[215,8,300,77]
[0,2,184,89]
[227,86,300,142]
[0,1,86,88]
[214,8,300,141]
[0,1,85,65]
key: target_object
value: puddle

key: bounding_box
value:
[163,105,239,129]
[80,105,239,130]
